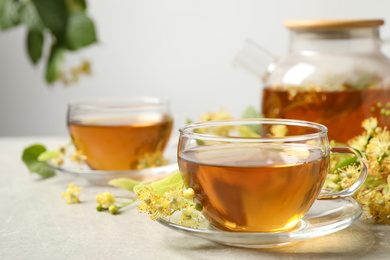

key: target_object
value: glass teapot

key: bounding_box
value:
[235,19,390,142]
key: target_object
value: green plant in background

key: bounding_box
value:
[0,0,97,84]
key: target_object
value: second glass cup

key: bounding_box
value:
[178,118,367,232]
[67,97,173,171]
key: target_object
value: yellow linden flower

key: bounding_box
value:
[61,183,82,204]
[51,157,64,167]
[69,149,87,165]
[150,204,169,220]
[200,112,215,122]
[348,132,369,152]
[162,188,185,211]
[381,157,390,173]
[95,192,116,209]
[136,186,162,214]
[136,185,204,226]
[136,186,172,220]
[270,124,288,137]
[357,192,390,225]
[57,144,69,155]
[338,164,361,189]
[362,117,378,135]
[195,110,235,137]
[213,110,233,121]
[366,128,390,160]
[178,207,203,228]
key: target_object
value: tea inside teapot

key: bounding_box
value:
[235,19,390,143]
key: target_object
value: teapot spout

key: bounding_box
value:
[233,39,276,82]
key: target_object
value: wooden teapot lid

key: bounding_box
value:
[284,19,384,30]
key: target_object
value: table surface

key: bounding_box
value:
[1,137,390,260]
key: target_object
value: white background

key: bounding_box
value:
[1,0,390,136]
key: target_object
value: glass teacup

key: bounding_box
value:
[67,97,173,171]
[178,118,367,232]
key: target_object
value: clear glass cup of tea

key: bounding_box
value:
[178,118,368,232]
[67,97,173,171]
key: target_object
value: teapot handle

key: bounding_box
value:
[233,39,277,82]
[381,37,390,59]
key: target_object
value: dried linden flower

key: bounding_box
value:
[69,149,87,165]
[362,117,378,135]
[327,117,390,225]
[270,124,288,137]
[136,186,205,227]
[95,192,116,209]
[61,183,82,204]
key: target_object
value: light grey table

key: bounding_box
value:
[1,137,389,260]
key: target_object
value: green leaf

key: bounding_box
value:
[37,150,61,161]
[133,171,185,196]
[241,106,262,119]
[45,45,64,83]
[335,155,359,171]
[65,0,86,12]
[31,0,68,41]
[109,178,140,192]
[27,30,44,64]
[241,106,262,134]
[19,1,45,32]
[22,144,56,178]
[0,0,21,30]
[66,12,97,50]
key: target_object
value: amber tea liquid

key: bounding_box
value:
[179,144,329,232]
[69,113,173,170]
[263,88,390,142]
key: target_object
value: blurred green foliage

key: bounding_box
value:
[0,0,97,84]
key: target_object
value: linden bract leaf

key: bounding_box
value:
[150,171,185,195]
[37,150,61,161]
[133,171,184,196]
[109,178,140,192]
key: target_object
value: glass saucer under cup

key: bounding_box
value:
[48,142,178,185]
[157,197,362,248]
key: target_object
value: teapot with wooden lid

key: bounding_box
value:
[235,19,390,142]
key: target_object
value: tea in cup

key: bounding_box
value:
[67,97,173,171]
[178,119,367,232]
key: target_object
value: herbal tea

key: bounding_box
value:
[262,87,390,142]
[179,144,329,232]
[69,113,173,170]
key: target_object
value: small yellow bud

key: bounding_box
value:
[109,204,119,214]
[334,184,342,191]
[195,203,203,211]
[330,174,340,183]
[183,188,195,200]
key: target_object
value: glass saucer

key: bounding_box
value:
[157,197,362,248]
[48,143,178,185]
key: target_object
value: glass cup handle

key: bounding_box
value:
[318,146,368,199]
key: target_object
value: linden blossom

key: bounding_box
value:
[61,183,82,204]
[325,117,390,224]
